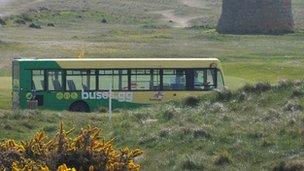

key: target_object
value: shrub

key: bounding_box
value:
[216,89,233,102]
[284,101,302,112]
[273,159,304,171]
[243,82,271,93]
[0,18,6,25]
[252,82,272,92]
[29,22,41,29]
[193,128,211,138]
[15,19,26,24]
[292,88,304,97]
[183,96,200,107]
[214,150,231,166]
[47,23,55,27]
[101,18,108,23]
[20,13,33,22]
[0,123,143,171]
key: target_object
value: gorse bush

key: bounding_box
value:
[243,82,271,93]
[0,123,143,171]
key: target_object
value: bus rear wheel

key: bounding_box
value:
[69,101,90,113]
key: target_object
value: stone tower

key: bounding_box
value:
[216,0,294,34]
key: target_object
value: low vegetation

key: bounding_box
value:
[1,81,304,170]
[0,123,142,171]
[0,0,304,89]
[1,0,304,170]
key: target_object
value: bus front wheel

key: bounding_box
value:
[69,101,90,113]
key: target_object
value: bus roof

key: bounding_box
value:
[15,58,222,69]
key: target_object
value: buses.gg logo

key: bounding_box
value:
[56,92,78,100]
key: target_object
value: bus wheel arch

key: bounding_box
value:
[69,100,90,113]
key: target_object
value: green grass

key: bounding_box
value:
[0,77,11,109]
[1,0,304,169]
[0,0,303,84]
[1,82,304,170]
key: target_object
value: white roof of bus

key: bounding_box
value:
[16,58,222,69]
[16,58,219,61]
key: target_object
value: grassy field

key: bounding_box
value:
[0,1,303,87]
[1,81,304,170]
[1,0,304,170]
[0,77,11,109]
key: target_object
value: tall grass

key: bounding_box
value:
[1,81,304,169]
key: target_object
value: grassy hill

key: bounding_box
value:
[0,0,304,109]
[1,1,304,170]
[1,81,304,170]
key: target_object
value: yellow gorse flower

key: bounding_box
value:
[0,122,143,171]
[57,164,76,171]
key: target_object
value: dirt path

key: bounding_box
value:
[181,0,208,9]
[153,0,207,27]
[153,10,199,28]
[0,0,11,17]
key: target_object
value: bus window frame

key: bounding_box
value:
[29,67,223,92]
[98,69,129,91]
[130,69,161,91]
[46,70,64,91]
[31,70,44,91]
[65,69,97,92]
[30,69,47,92]
[162,68,187,91]
[192,68,218,91]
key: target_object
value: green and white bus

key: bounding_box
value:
[12,58,225,112]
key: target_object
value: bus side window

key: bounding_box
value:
[130,69,160,91]
[206,69,216,90]
[193,69,217,90]
[163,69,186,91]
[193,70,205,90]
[66,70,96,91]
[32,70,44,91]
[67,80,76,91]
[99,70,128,91]
[48,71,63,91]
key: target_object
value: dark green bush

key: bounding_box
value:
[29,22,41,29]
[216,89,233,102]
[183,96,200,107]
[243,82,271,93]
[0,18,6,25]
[47,23,55,27]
